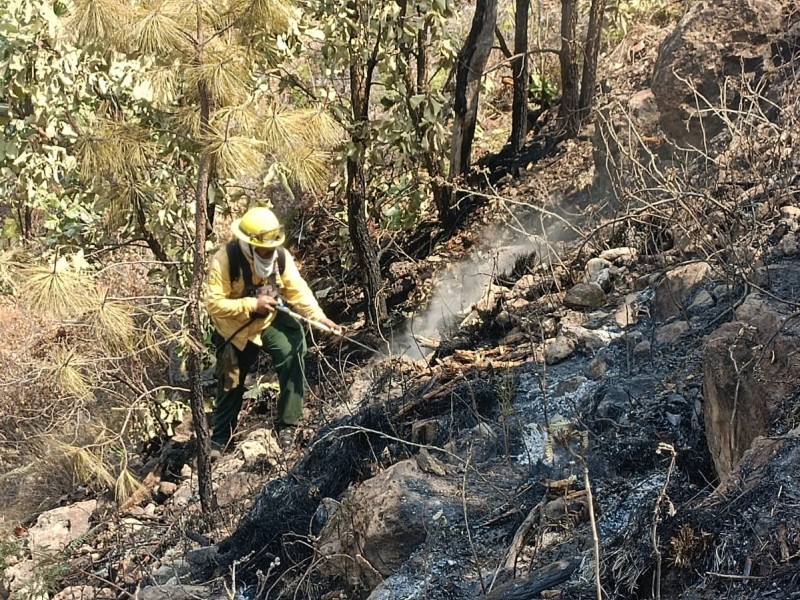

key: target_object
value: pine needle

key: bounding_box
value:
[57,442,116,489]
[114,467,140,502]
[288,108,343,147]
[259,102,297,149]
[234,0,295,38]
[45,346,92,399]
[169,106,203,139]
[76,120,156,178]
[186,41,251,106]
[139,311,171,361]
[18,260,98,318]
[205,133,264,179]
[129,0,190,56]
[85,294,136,356]
[69,0,132,45]
[211,103,261,136]
[280,147,332,193]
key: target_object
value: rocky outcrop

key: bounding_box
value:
[703,292,800,478]
[651,0,785,149]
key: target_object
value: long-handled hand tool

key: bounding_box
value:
[275,303,381,355]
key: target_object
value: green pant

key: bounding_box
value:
[211,311,307,449]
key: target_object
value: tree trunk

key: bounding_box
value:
[450,0,498,183]
[557,0,581,137]
[509,0,530,154]
[579,0,606,119]
[346,2,387,325]
[188,21,214,514]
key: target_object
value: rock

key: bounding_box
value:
[703,313,800,478]
[688,289,714,312]
[411,419,441,445]
[415,448,448,477]
[512,274,537,296]
[584,258,613,285]
[563,283,606,310]
[185,546,219,568]
[475,284,509,315]
[561,324,610,352]
[651,0,784,149]
[628,89,661,134]
[614,293,643,328]
[633,341,652,360]
[587,357,609,380]
[733,293,770,322]
[780,233,798,256]
[27,499,97,556]
[544,335,577,365]
[239,440,268,464]
[598,247,637,264]
[315,460,461,591]
[780,205,800,222]
[655,321,690,345]
[158,482,177,497]
[494,310,518,328]
[596,387,630,424]
[51,586,114,600]
[137,585,212,600]
[554,376,588,397]
[3,559,42,600]
[151,559,190,585]
[655,262,712,320]
[215,472,263,508]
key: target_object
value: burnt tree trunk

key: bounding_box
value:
[188,70,214,512]
[579,0,606,119]
[509,0,530,153]
[346,3,387,325]
[449,0,497,220]
[557,0,580,137]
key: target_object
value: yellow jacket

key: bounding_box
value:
[205,244,327,350]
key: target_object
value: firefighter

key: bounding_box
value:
[204,206,340,453]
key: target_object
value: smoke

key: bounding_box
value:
[389,213,554,360]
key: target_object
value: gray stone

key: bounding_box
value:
[655,262,712,320]
[137,585,211,600]
[587,357,609,380]
[27,500,97,556]
[158,482,177,497]
[781,233,798,256]
[628,89,661,134]
[598,247,637,264]
[633,341,652,360]
[656,321,690,345]
[315,460,461,591]
[544,335,577,365]
[563,283,606,310]
[688,289,715,312]
[596,387,630,424]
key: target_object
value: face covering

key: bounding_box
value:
[239,240,276,279]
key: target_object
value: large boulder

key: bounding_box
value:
[651,0,785,149]
[315,458,460,594]
[703,301,800,478]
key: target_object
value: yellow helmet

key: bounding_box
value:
[231,207,286,249]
